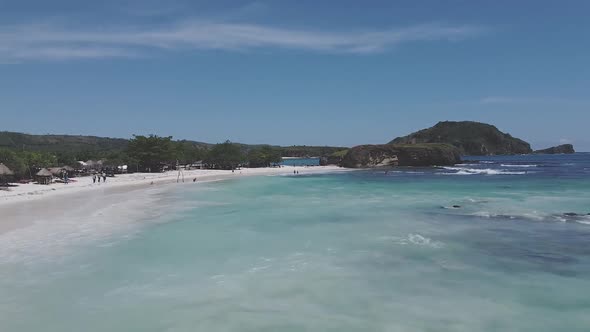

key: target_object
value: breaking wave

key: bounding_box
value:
[466,211,590,225]
[439,167,526,175]
[500,164,538,168]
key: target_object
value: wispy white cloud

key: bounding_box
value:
[479,96,524,104]
[476,96,590,106]
[0,21,484,62]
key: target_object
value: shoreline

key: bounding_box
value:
[0,165,346,235]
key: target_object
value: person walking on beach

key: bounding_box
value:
[92,174,96,183]
[97,173,101,183]
[102,172,107,183]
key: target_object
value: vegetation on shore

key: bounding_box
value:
[390,121,532,155]
[0,132,339,178]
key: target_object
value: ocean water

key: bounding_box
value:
[1,154,590,331]
[280,157,320,166]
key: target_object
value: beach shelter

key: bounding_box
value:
[61,165,75,177]
[0,163,14,185]
[36,168,53,185]
[48,167,64,176]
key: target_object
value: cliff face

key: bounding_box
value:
[340,143,461,168]
[534,144,575,154]
[390,121,532,156]
[319,149,349,166]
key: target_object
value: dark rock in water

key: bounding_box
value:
[564,212,579,217]
[390,121,532,156]
[340,143,461,168]
[533,144,575,154]
[441,205,461,209]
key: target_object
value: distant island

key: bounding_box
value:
[390,121,532,156]
[336,120,580,168]
[533,144,575,154]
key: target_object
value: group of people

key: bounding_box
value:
[92,172,108,184]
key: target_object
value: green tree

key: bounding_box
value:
[127,135,176,172]
[247,145,282,167]
[0,149,57,179]
[174,141,206,164]
[22,151,58,169]
[205,140,244,170]
[0,148,27,178]
[55,151,79,167]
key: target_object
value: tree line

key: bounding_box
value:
[127,136,282,171]
[0,135,283,178]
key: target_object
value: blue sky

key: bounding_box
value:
[1,0,589,150]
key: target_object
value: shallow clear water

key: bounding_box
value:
[1,154,590,331]
[280,157,320,166]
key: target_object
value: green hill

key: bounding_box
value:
[0,131,130,154]
[0,131,344,159]
[390,121,532,156]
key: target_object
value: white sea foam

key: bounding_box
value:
[468,210,590,224]
[500,164,538,168]
[390,234,444,248]
[407,234,444,248]
[378,234,443,248]
[440,167,526,175]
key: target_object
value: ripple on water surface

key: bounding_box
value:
[1,154,590,331]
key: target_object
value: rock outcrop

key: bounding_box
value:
[533,144,575,154]
[340,143,461,168]
[390,121,532,156]
[319,149,348,166]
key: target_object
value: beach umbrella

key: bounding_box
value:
[62,165,75,171]
[48,167,63,176]
[36,168,53,177]
[36,168,53,185]
[0,163,14,176]
[0,163,14,184]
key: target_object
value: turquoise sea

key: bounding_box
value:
[1,154,590,331]
[280,157,320,166]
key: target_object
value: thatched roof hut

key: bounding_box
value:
[0,163,14,176]
[48,167,64,176]
[0,163,14,185]
[36,168,53,176]
[36,168,53,185]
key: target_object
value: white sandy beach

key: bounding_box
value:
[0,165,345,235]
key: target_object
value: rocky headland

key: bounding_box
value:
[340,143,461,168]
[390,121,532,156]
[533,144,575,154]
